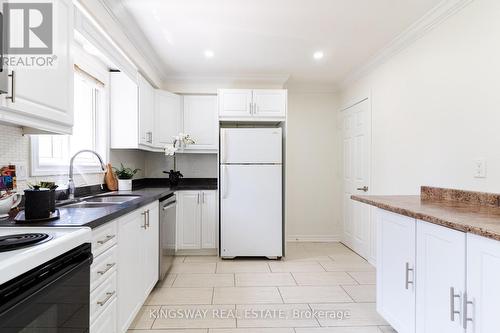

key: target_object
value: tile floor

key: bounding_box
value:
[128,242,397,333]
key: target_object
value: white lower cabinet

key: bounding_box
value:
[376,210,416,333]
[377,208,500,333]
[90,299,117,333]
[466,233,500,333]
[117,201,159,333]
[416,221,466,333]
[176,190,217,250]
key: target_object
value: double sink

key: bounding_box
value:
[59,194,140,208]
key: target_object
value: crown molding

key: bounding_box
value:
[96,0,171,86]
[340,0,474,89]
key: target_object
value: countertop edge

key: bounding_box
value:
[351,195,500,242]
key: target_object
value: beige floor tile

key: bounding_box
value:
[348,271,376,285]
[128,305,160,329]
[378,326,398,332]
[171,263,217,274]
[216,262,271,273]
[146,287,213,305]
[320,261,375,272]
[236,303,319,328]
[213,287,282,304]
[184,256,222,263]
[269,262,326,273]
[173,274,234,288]
[329,253,369,263]
[309,303,387,326]
[235,273,296,287]
[210,329,294,333]
[173,256,186,263]
[284,254,334,262]
[278,286,352,303]
[342,285,376,302]
[129,330,207,333]
[292,272,357,286]
[156,273,177,288]
[295,327,381,332]
[152,304,236,329]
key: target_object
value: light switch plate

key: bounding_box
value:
[473,159,486,178]
[10,161,28,181]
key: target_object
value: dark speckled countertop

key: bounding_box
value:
[352,186,500,241]
[0,178,217,229]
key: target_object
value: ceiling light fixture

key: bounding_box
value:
[313,51,324,60]
[204,50,214,58]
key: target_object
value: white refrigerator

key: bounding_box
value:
[220,128,283,258]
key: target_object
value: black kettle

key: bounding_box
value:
[24,187,52,220]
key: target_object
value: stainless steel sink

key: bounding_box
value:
[63,202,120,208]
[84,195,140,203]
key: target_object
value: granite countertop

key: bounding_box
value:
[0,178,217,229]
[352,186,500,241]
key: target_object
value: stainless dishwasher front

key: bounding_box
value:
[159,194,176,281]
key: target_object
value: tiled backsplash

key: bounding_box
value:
[0,124,104,191]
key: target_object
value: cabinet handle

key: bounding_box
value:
[356,186,369,192]
[7,71,15,103]
[197,193,200,204]
[141,211,147,229]
[405,262,414,290]
[97,234,116,245]
[97,263,116,275]
[202,192,205,204]
[254,102,258,114]
[450,287,461,321]
[97,291,115,306]
[146,209,150,228]
[463,292,473,329]
[249,102,253,114]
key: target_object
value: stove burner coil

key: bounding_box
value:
[0,233,52,252]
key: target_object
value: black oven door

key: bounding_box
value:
[0,244,92,333]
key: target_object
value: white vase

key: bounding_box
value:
[117,179,132,191]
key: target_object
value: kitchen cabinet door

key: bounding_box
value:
[183,95,218,151]
[138,74,155,146]
[90,299,117,333]
[252,89,287,119]
[466,233,500,333]
[176,191,201,250]
[376,209,416,333]
[416,220,466,333]
[155,89,181,146]
[4,0,74,133]
[110,72,139,149]
[218,89,252,119]
[143,202,159,298]
[201,191,217,249]
[117,211,143,333]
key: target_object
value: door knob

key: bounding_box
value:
[356,186,369,192]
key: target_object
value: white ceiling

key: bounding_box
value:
[118,0,443,87]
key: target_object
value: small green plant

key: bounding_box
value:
[113,163,140,180]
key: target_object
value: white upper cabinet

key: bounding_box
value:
[218,89,253,118]
[138,74,155,146]
[218,89,287,121]
[183,95,218,151]
[154,89,181,147]
[376,209,416,333]
[416,221,466,333]
[1,0,74,134]
[252,89,287,118]
[466,234,500,333]
[110,72,139,149]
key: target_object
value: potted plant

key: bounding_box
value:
[113,163,140,191]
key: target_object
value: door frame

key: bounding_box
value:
[340,93,374,263]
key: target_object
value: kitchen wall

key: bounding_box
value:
[285,91,341,241]
[0,124,105,191]
[143,152,218,178]
[340,0,500,194]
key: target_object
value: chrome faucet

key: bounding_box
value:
[68,150,106,200]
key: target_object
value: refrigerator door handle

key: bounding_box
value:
[222,165,229,199]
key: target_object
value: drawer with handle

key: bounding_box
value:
[92,221,117,257]
[90,271,117,324]
[90,245,117,291]
[90,298,116,333]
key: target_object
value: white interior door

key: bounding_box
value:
[221,165,282,257]
[342,99,371,258]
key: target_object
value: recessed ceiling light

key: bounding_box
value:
[313,51,324,60]
[204,50,214,58]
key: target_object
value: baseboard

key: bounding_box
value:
[286,235,341,242]
[175,248,218,256]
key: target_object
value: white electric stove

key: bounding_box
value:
[0,227,92,285]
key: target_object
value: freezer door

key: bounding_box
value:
[221,165,282,257]
[221,128,282,164]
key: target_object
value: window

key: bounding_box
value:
[31,68,107,176]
